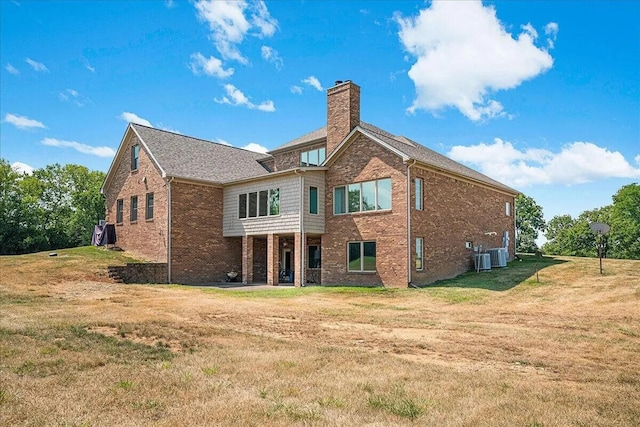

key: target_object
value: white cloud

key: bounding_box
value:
[25,58,48,72]
[158,124,181,134]
[395,0,554,121]
[290,85,303,95]
[189,52,234,78]
[165,0,175,8]
[11,161,34,175]
[193,0,278,64]
[58,88,90,107]
[302,75,323,91]
[214,84,275,112]
[119,112,153,127]
[41,138,116,158]
[635,155,640,166]
[448,138,640,187]
[214,137,232,146]
[5,63,19,74]
[261,46,283,69]
[4,113,46,129]
[241,142,269,153]
[545,22,559,49]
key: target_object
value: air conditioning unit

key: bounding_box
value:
[475,253,491,271]
[487,248,507,268]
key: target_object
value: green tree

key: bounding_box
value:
[515,194,545,253]
[0,159,106,254]
[543,207,611,257]
[608,183,640,259]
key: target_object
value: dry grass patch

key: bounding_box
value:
[1,248,639,426]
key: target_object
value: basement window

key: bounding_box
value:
[348,241,376,272]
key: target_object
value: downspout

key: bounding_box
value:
[295,170,306,286]
[406,160,417,287]
[167,176,174,283]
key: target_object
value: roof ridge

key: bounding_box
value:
[130,123,270,157]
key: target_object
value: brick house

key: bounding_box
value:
[101,81,518,288]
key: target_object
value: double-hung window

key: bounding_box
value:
[130,196,138,222]
[145,193,154,220]
[506,201,511,216]
[116,199,124,224]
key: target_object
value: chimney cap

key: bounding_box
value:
[334,80,343,85]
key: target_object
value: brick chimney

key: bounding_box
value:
[326,80,360,155]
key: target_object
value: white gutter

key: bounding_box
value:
[406,160,417,287]
[167,176,174,283]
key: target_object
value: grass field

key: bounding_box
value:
[1,247,639,426]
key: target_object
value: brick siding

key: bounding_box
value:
[410,167,516,284]
[170,181,242,284]
[103,132,168,262]
[323,133,409,288]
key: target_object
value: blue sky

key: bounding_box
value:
[1,0,638,233]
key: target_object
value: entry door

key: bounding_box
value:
[283,249,292,273]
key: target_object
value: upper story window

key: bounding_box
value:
[116,199,124,224]
[131,145,140,171]
[309,186,318,214]
[506,201,511,216]
[334,178,391,215]
[146,193,154,220]
[415,178,423,210]
[239,188,280,219]
[301,147,326,166]
[130,196,138,222]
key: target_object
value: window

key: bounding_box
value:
[334,178,392,215]
[334,186,346,214]
[130,196,138,222]
[239,194,247,219]
[416,237,424,271]
[300,147,326,166]
[248,192,257,218]
[308,245,321,268]
[348,241,376,272]
[238,188,280,218]
[145,193,154,220]
[269,188,280,215]
[506,201,511,216]
[415,178,423,210]
[309,186,318,214]
[131,145,139,171]
[258,190,268,217]
[116,199,124,224]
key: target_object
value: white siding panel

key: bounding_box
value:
[303,170,326,234]
[223,175,302,236]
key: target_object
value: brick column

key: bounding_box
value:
[242,235,254,284]
[293,232,304,287]
[267,234,279,286]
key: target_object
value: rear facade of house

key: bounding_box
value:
[102,81,518,288]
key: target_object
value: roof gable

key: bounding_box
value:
[103,124,271,191]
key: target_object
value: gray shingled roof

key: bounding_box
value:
[269,126,327,153]
[273,122,517,194]
[131,124,269,184]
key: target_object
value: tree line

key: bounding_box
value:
[515,183,640,259]
[1,159,106,255]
